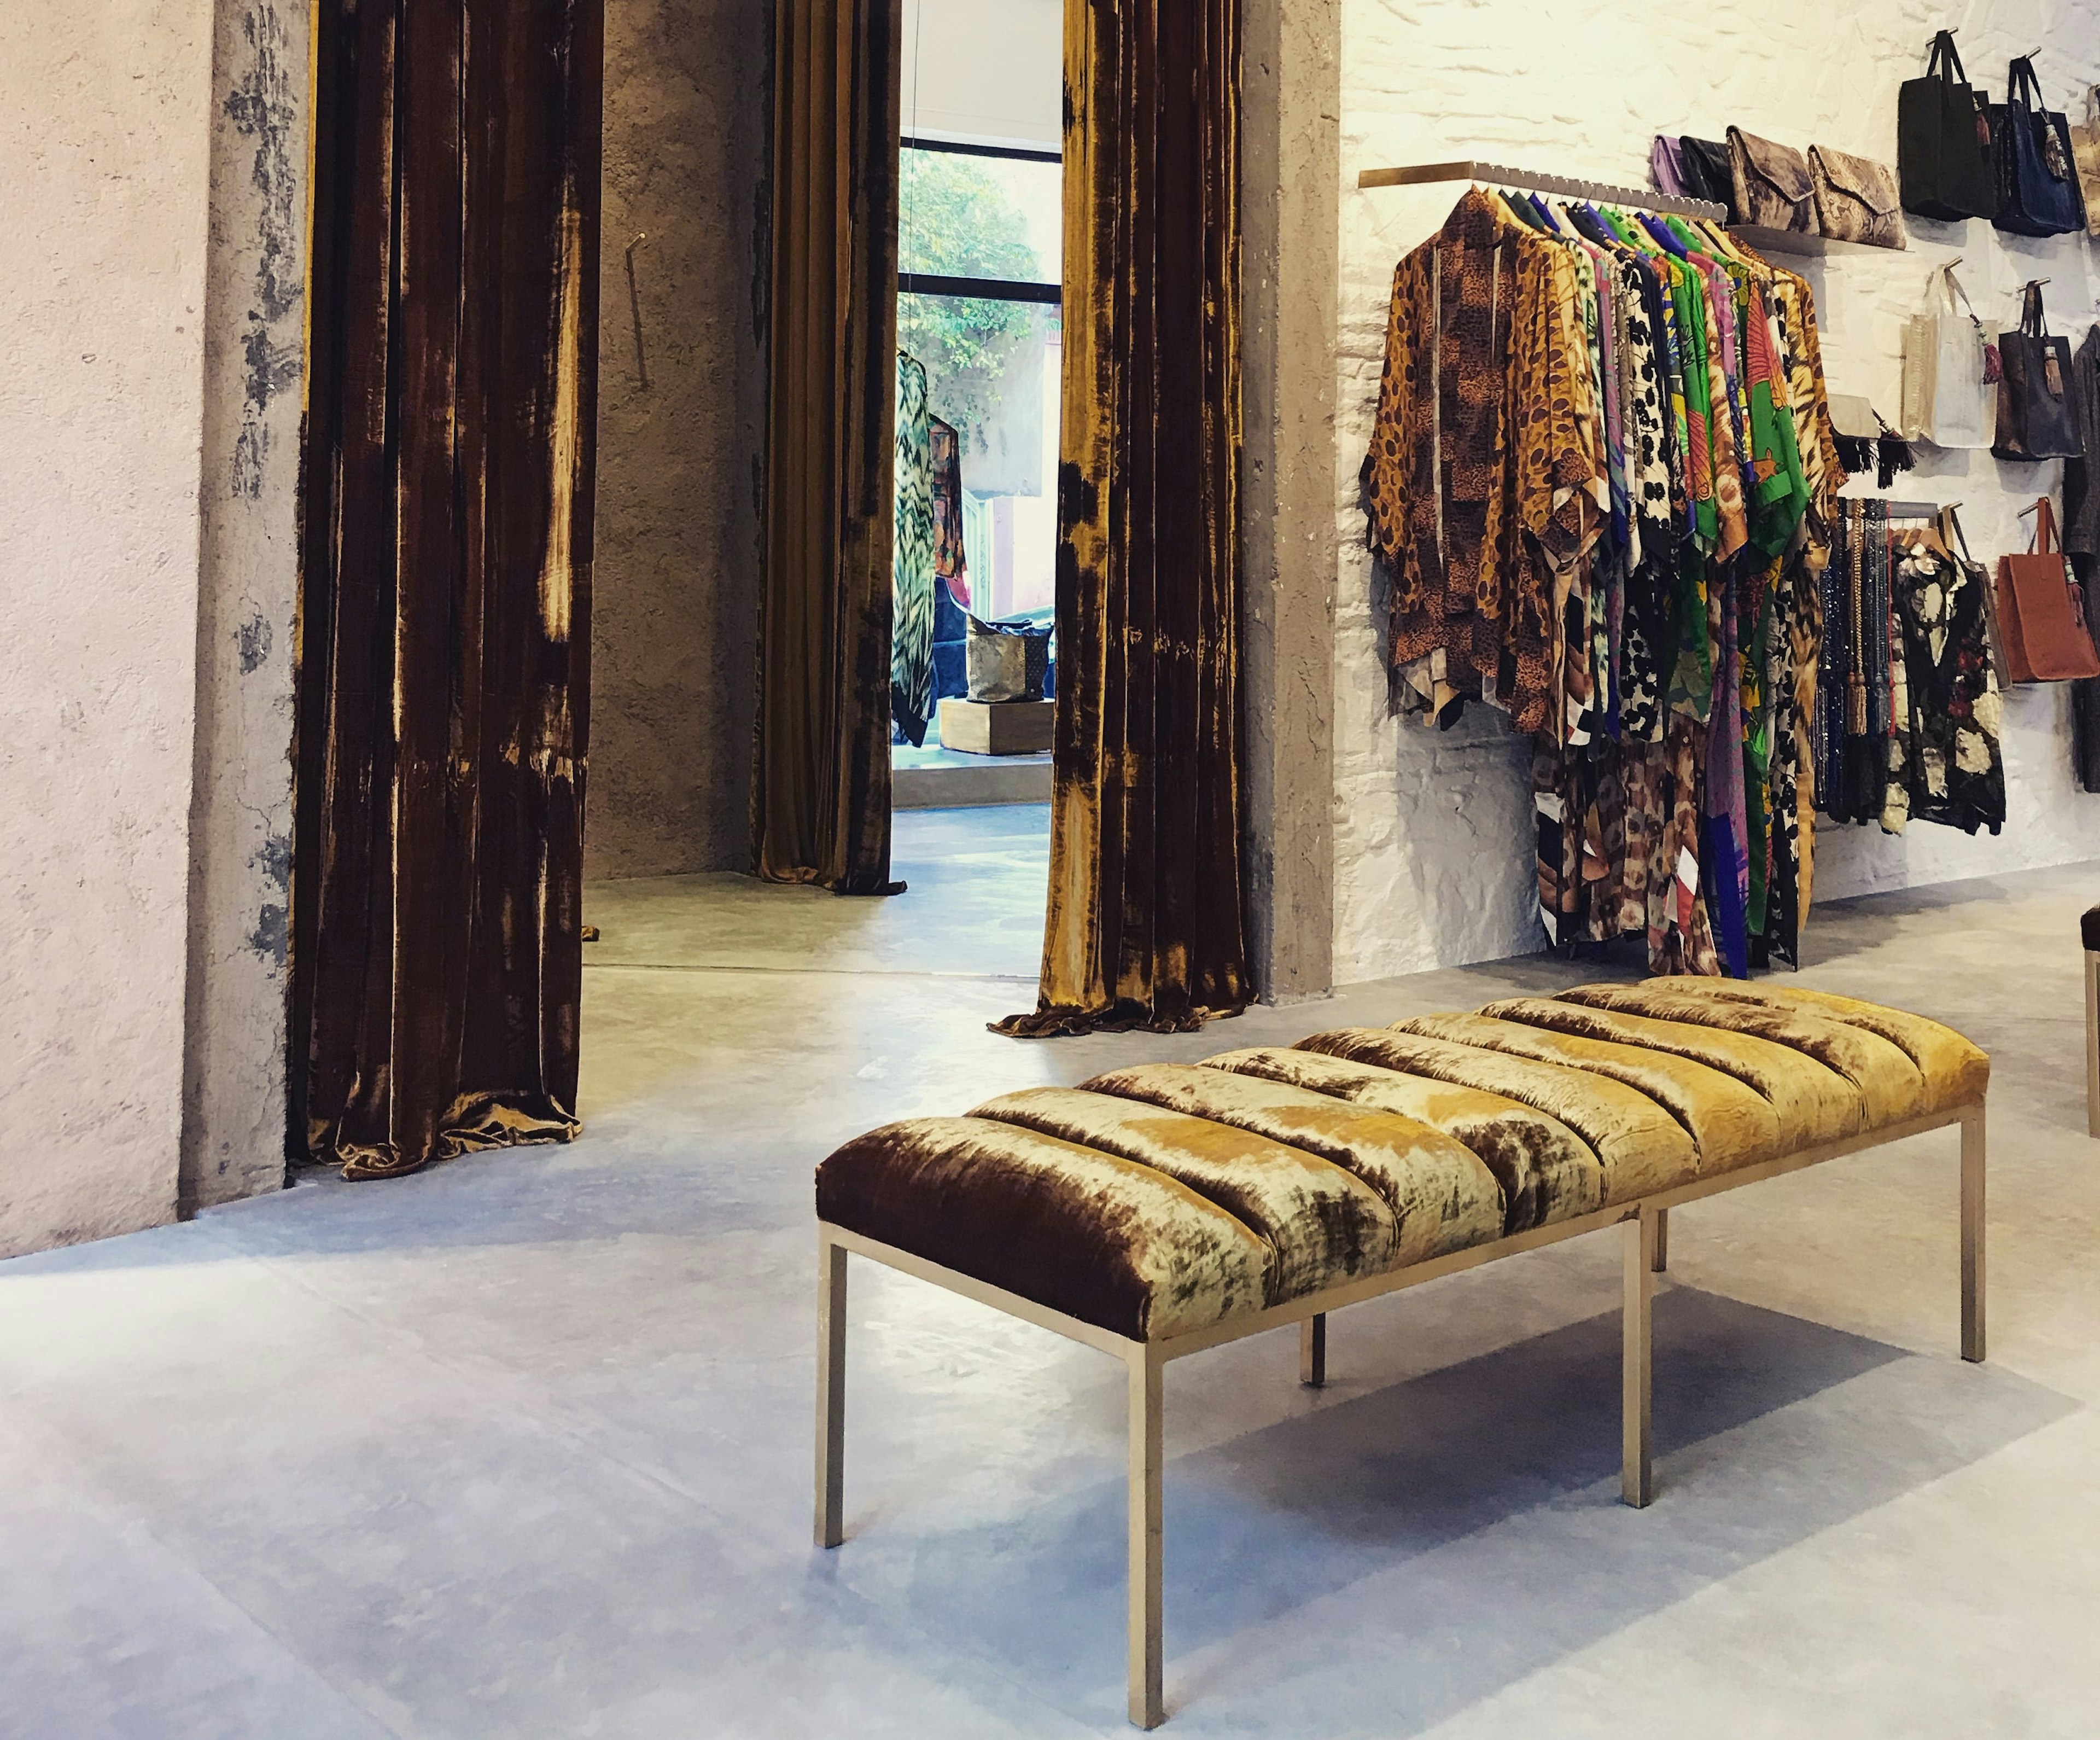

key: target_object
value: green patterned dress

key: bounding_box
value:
[891,352,936,746]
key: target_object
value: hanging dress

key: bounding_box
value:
[891,352,936,746]
[928,415,970,612]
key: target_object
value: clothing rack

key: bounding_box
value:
[1854,501,1956,519]
[1357,160,1727,222]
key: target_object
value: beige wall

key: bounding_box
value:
[0,0,218,1254]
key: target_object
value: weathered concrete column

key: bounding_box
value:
[1239,0,1340,1004]
[2,0,219,1254]
[181,0,309,1212]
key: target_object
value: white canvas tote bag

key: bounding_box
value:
[1901,264,1995,449]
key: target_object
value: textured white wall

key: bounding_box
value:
[1334,0,2100,982]
[0,1,215,1253]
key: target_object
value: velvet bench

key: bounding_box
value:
[813,979,1990,1728]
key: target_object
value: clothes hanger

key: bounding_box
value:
[1638,212,1690,259]
[1495,187,1551,232]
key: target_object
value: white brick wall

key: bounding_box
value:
[1333,0,2100,982]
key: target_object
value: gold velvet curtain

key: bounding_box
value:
[999,0,1251,1037]
[290,0,602,1180]
[752,0,903,894]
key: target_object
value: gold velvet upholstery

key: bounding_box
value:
[972,1089,1399,1304]
[1555,984,1930,1128]
[815,984,1988,1342]
[1200,1047,1604,1234]
[1475,997,1864,1149]
[1076,1064,1504,1266]
[1392,1014,1785,1175]
[1296,1028,1698,1206]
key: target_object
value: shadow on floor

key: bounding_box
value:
[832,1286,2075,1733]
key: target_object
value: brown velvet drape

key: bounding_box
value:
[998,0,1251,1037]
[751,0,903,893]
[290,0,602,1180]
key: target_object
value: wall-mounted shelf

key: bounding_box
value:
[1358,160,1725,221]
[1729,224,1894,259]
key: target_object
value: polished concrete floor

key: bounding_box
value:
[5,810,2099,1737]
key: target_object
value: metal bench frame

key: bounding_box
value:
[814,1101,1986,1729]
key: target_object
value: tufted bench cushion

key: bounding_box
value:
[815,981,1988,1343]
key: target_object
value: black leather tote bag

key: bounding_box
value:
[1992,57,2087,235]
[1899,31,1997,219]
[1676,136,1736,215]
[1995,283,2084,461]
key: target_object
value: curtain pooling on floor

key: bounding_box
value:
[997,0,1250,1037]
[290,0,602,1180]
[751,0,903,892]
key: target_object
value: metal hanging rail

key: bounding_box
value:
[1357,160,1726,222]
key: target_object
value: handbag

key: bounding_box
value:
[965,614,1050,702]
[1808,144,1908,247]
[1942,507,2011,690]
[1995,498,2100,682]
[1728,128,1816,231]
[1994,282,2084,461]
[1676,136,1737,214]
[1651,135,1688,197]
[1900,265,1993,449]
[2067,86,2100,237]
[1899,31,1998,220]
[1991,57,2088,236]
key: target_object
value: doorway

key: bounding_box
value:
[579,0,1062,1076]
[888,0,1063,891]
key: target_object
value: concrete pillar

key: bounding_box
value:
[182,0,309,1212]
[1,0,219,1254]
[587,0,772,880]
[1239,0,1340,1004]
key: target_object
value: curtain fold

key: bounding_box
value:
[998,0,1250,1037]
[752,0,903,893]
[291,0,602,1180]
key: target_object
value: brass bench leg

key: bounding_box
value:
[1299,1313,1327,1387]
[1652,1206,1670,1273]
[1622,1207,1656,1508]
[1128,1345,1165,1729]
[2086,953,2099,1139]
[1962,1105,1986,1364]
[815,1234,848,1549]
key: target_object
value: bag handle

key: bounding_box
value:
[2008,55,2043,114]
[1928,30,1968,86]
[2028,496,2061,556]
[1936,262,1982,326]
[1942,504,1978,566]
[2021,279,2052,337]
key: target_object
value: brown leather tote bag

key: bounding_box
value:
[1997,497,2100,681]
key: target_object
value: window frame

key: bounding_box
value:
[897,136,1063,306]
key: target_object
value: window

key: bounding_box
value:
[897,139,1061,624]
